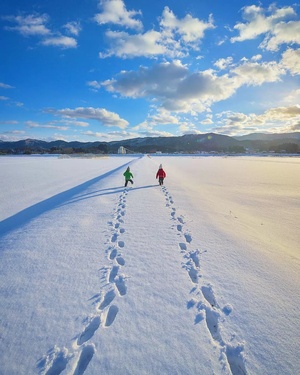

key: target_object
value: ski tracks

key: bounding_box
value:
[37,190,129,375]
[162,186,248,375]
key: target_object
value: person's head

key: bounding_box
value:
[159,164,162,169]
[126,167,130,171]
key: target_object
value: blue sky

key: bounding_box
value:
[1,0,300,142]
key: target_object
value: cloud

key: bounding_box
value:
[232,60,285,86]
[0,120,18,125]
[87,81,102,90]
[26,121,69,131]
[0,82,14,89]
[214,105,300,135]
[48,107,129,129]
[102,59,286,114]
[260,20,300,51]
[101,60,187,98]
[148,109,179,125]
[99,30,170,58]
[41,36,77,48]
[4,13,79,49]
[159,6,214,44]
[94,0,142,30]
[281,48,300,75]
[231,5,299,51]
[4,14,51,36]
[99,6,214,58]
[214,57,233,70]
[64,21,81,36]
[0,96,9,100]
[262,105,300,119]
[283,89,300,105]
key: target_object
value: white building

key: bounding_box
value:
[118,146,126,154]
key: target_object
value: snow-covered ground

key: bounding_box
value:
[0,155,299,375]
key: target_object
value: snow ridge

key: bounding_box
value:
[37,189,129,375]
[162,186,247,375]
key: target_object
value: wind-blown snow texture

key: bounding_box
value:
[0,155,299,375]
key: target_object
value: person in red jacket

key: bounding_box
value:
[156,164,166,186]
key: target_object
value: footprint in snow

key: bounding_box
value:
[188,267,198,283]
[179,242,187,251]
[98,290,116,310]
[118,240,125,248]
[77,316,101,346]
[115,275,127,296]
[73,344,95,375]
[189,250,200,268]
[105,305,119,327]
[109,266,119,282]
[226,343,247,375]
[204,307,221,342]
[184,233,192,243]
[109,248,117,260]
[111,233,118,243]
[201,285,217,308]
[178,216,184,224]
[119,228,125,234]
[177,224,182,232]
[116,257,125,266]
[38,346,69,375]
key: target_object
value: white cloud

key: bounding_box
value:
[148,109,179,125]
[62,120,89,127]
[41,36,77,48]
[0,96,9,100]
[0,82,14,89]
[231,5,299,51]
[4,14,51,36]
[99,6,214,59]
[102,59,287,114]
[0,120,18,125]
[261,21,300,51]
[64,21,81,36]
[4,13,79,49]
[214,105,300,135]
[100,30,170,58]
[87,81,102,90]
[281,48,300,75]
[283,89,300,104]
[251,54,262,61]
[214,57,233,70]
[232,60,285,86]
[159,6,214,43]
[49,107,129,129]
[262,105,300,119]
[26,121,69,131]
[94,0,142,30]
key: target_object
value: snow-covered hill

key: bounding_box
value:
[0,155,299,374]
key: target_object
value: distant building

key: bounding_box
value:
[118,146,126,154]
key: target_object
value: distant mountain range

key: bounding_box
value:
[0,132,300,154]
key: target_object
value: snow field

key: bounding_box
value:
[0,155,299,375]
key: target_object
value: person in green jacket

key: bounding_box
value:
[123,167,134,187]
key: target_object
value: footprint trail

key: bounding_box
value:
[38,188,130,374]
[161,185,247,375]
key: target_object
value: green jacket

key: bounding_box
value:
[123,170,133,180]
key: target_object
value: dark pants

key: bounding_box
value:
[158,177,164,185]
[125,179,133,187]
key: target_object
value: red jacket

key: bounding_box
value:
[156,168,166,178]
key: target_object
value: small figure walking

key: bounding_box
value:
[123,167,134,187]
[156,164,166,186]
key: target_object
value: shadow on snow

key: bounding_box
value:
[0,162,159,238]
